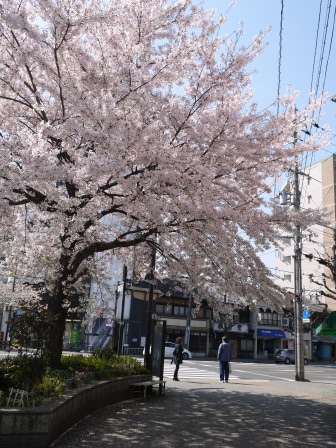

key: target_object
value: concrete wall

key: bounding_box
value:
[0,374,151,448]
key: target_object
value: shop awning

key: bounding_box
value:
[257,329,286,338]
[316,311,336,336]
[315,324,336,336]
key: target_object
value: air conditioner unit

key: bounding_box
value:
[282,318,289,327]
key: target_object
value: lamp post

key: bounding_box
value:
[184,290,193,350]
[117,264,127,355]
[252,300,258,360]
[144,246,156,370]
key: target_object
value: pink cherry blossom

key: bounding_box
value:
[0,0,328,365]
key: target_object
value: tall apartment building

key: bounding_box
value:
[274,154,336,361]
[275,154,336,311]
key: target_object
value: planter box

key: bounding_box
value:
[0,374,151,448]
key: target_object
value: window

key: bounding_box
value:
[173,306,187,317]
[272,312,280,326]
[240,340,253,351]
[284,274,291,283]
[264,309,273,325]
[308,195,312,204]
[282,255,291,264]
[156,303,172,316]
[190,332,206,352]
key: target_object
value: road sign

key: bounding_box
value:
[302,318,311,323]
[302,309,311,319]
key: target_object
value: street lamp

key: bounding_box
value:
[252,300,258,360]
[184,290,193,350]
[144,247,156,370]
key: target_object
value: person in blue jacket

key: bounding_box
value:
[217,336,232,383]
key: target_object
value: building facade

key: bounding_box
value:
[275,154,336,361]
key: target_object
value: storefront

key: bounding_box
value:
[313,335,336,361]
[314,311,336,361]
[211,322,254,358]
[256,328,286,359]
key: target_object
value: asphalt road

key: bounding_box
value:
[1,350,335,383]
[169,358,336,383]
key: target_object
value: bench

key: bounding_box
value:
[129,380,166,400]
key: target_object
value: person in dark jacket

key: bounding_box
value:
[217,336,232,383]
[173,337,183,381]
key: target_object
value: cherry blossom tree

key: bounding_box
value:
[0,0,326,365]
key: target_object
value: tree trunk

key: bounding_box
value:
[45,284,68,369]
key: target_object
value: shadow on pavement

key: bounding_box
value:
[51,383,336,448]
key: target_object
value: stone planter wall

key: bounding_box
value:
[0,374,152,448]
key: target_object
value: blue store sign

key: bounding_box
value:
[257,329,286,338]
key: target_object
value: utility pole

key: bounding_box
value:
[117,264,127,355]
[293,160,305,381]
[333,228,336,286]
[144,246,156,370]
[184,290,193,350]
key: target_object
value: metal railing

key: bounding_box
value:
[123,347,143,356]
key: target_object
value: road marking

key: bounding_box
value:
[233,369,295,381]
[164,365,222,379]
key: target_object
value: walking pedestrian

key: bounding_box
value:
[173,337,183,381]
[217,336,232,383]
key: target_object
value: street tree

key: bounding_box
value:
[305,251,336,302]
[0,0,327,366]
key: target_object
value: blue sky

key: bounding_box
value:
[203,0,336,152]
[203,0,336,270]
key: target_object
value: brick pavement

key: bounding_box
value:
[51,375,336,448]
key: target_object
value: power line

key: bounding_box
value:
[274,0,284,200]
[315,0,332,95]
[318,4,336,116]
[277,0,284,118]
[309,0,324,94]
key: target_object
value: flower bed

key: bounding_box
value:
[0,374,152,448]
[0,350,148,407]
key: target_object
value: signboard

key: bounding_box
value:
[302,310,311,319]
[106,316,113,327]
[230,324,249,333]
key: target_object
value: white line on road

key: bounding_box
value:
[233,369,295,381]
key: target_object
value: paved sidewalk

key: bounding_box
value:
[51,375,336,448]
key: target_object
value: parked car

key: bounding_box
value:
[274,349,308,365]
[164,342,192,360]
[143,342,192,360]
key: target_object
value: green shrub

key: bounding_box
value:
[0,353,148,407]
[34,374,67,398]
[0,355,47,392]
[62,353,148,379]
[92,347,115,360]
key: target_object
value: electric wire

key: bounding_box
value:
[276,0,284,118]
[299,0,324,205]
[314,0,332,103]
[300,1,335,204]
[274,0,285,201]
[318,4,336,116]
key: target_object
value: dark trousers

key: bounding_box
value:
[219,361,230,381]
[174,363,180,379]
